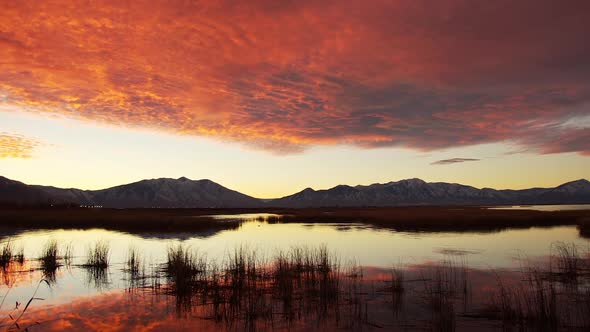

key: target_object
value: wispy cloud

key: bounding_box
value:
[0,132,42,159]
[0,1,589,154]
[503,148,530,156]
[431,158,480,165]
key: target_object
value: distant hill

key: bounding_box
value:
[0,176,56,207]
[0,176,261,208]
[269,178,590,207]
[1,176,589,208]
[88,177,261,208]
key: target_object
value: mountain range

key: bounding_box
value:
[1,176,590,208]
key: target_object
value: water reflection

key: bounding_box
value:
[2,223,589,271]
[488,204,590,211]
[0,221,589,331]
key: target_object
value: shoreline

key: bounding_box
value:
[0,206,589,235]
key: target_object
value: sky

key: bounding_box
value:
[0,0,589,198]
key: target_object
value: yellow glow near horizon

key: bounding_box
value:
[1,112,588,198]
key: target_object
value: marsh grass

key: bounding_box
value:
[123,246,149,292]
[390,263,405,294]
[39,240,59,281]
[152,245,490,330]
[417,255,471,332]
[81,241,110,289]
[4,207,590,237]
[128,249,139,273]
[163,245,208,312]
[151,258,161,291]
[84,241,110,269]
[254,214,282,223]
[487,241,590,330]
[550,242,584,283]
[0,240,14,269]
[158,244,345,326]
[0,208,243,233]
[62,242,73,267]
[14,246,24,266]
[0,240,26,271]
[422,264,457,332]
[491,268,560,330]
[165,245,202,288]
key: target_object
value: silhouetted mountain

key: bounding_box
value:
[89,177,261,208]
[1,176,589,208]
[534,179,590,204]
[0,176,260,208]
[0,176,55,207]
[35,186,94,206]
[269,178,590,207]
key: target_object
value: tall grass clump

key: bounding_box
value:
[316,244,341,302]
[63,243,73,267]
[390,264,405,293]
[491,268,559,330]
[270,244,342,316]
[163,245,209,312]
[40,240,59,280]
[165,245,200,278]
[0,240,14,268]
[524,269,559,330]
[84,241,110,269]
[126,246,142,278]
[420,258,470,332]
[165,245,206,295]
[14,246,24,265]
[423,267,456,332]
[227,246,270,325]
[81,241,110,289]
[551,242,580,283]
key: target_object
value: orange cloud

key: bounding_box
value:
[0,132,42,159]
[0,0,589,154]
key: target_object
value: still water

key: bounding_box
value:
[488,204,590,211]
[1,214,589,331]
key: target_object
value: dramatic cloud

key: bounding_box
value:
[431,158,480,166]
[0,0,589,154]
[0,132,42,158]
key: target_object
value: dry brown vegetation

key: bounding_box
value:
[274,206,590,232]
[0,208,243,233]
[1,207,589,235]
[486,242,590,330]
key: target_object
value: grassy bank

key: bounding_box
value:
[275,206,590,233]
[0,208,242,233]
[0,206,589,235]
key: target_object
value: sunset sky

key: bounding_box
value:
[1,0,589,198]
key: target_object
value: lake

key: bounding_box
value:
[487,204,590,211]
[1,213,589,331]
